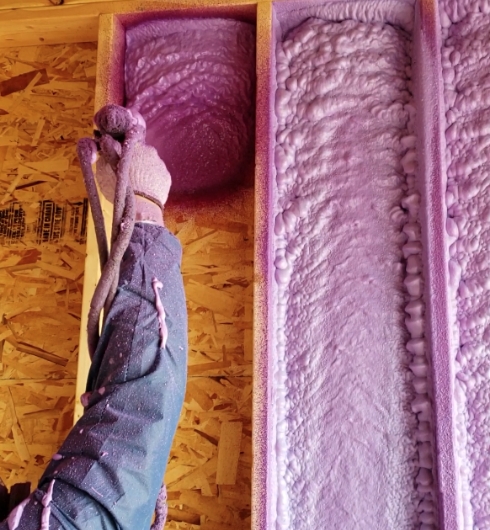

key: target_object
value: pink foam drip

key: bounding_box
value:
[152,278,168,350]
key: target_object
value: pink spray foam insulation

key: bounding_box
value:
[115,4,480,529]
[125,18,256,196]
[7,497,30,530]
[152,277,168,350]
[439,0,490,526]
[272,14,437,529]
[40,479,55,530]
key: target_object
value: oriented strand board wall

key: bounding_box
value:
[0,41,253,530]
[0,42,96,489]
[165,194,254,530]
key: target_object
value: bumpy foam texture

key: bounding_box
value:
[272,15,437,529]
[125,18,256,195]
[440,0,490,527]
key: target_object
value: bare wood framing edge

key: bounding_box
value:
[0,0,118,10]
[0,0,273,48]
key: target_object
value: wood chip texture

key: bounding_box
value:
[0,42,95,490]
[163,192,253,529]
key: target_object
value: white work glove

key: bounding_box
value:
[95,110,171,210]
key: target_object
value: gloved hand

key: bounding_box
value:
[95,107,172,210]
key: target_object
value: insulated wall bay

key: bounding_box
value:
[125,17,256,196]
[90,9,259,528]
[271,3,439,528]
[440,1,490,527]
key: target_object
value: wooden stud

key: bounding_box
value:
[216,421,243,485]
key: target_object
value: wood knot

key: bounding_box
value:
[49,0,64,5]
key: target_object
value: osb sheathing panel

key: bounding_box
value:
[0,40,254,529]
[163,196,254,529]
[0,42,96,489]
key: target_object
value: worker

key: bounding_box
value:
[0,108,188,530]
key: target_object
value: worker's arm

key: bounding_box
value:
[1,223,187,530]
[0,107,187,530]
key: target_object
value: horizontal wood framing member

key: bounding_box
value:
[0,0,265,49]
[0,0,120,8]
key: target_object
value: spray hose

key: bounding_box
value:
[76,105,140,359]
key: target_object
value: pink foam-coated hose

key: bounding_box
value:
[76,105,141,359]
[76,138,108,273]
[150,483,168,530]
[94,103,134,139]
